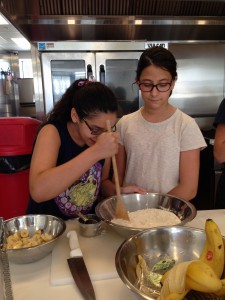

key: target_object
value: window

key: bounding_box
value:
[19,59,33,78]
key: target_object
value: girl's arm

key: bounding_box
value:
[167,148,200,201]
[29,124,118,202]
[214,123,225,163]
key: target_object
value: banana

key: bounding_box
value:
[185,260,222,293]
[200,218,224,278]
[157,219,225,300]
[214,278,225,297]
[164,292,187,300]
[215,286,225,297]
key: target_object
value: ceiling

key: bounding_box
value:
[0,12,31,52]
[1,0,225,49]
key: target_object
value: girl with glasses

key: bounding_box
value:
[27,79,144,220]
[104,46,206,202]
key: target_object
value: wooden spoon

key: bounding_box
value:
[106,120,130,221]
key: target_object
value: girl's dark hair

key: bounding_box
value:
[136,46,177,81]
[45,79,118,124]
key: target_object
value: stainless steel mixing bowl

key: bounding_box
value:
[95,193,197,239]
[4,214,66,264]
[115,226,224,300]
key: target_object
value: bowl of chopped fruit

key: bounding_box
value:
[4,214,66,264]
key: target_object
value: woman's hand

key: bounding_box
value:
[93,132,119,159]
[121,185,147,195]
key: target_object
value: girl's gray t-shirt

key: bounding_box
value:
[117,108,207,194]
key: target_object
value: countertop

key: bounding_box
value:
[9,209,225,300]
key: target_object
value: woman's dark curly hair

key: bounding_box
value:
[45,79,118,124]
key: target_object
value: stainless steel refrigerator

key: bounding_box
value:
[38,42,144,118]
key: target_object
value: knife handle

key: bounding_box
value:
[67,231,79,250]
[70,248,83,258]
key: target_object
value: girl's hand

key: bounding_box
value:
[93,132,119,159]
[121,185,147,195]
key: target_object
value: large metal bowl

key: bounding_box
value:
[4,214,66,264]
[115,226,225,300]
[95,193,196,239]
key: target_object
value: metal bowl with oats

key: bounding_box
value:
[95,193,197,239]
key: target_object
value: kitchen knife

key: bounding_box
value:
[67,230,96,300]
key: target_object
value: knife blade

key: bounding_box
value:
[67,230,96,300]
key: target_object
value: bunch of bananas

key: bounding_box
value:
[158,219,225,300]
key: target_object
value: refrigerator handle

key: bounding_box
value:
[87,64,95,81]
[99,64,105,84]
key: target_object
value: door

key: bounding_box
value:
[96,52,141,117]
[41,52,95,114]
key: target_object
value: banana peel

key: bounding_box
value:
[159,260,223,300]
[158,261,191,299]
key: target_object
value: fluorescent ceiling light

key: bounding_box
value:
[11,37,31,50]
[135,20,143,25]
[198,20,207,25]
[0,36,6,43]
[68,19,75,24]
[0,15,9,25]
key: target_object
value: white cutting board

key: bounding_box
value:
[50,219,125,286]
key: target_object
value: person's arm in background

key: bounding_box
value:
[100,144,147,197]
[214,123,225,164]
[213,98,225,163]
[167,148,200,201]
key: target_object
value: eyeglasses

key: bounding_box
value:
[82,119,116,136]
[138,81,173,92]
